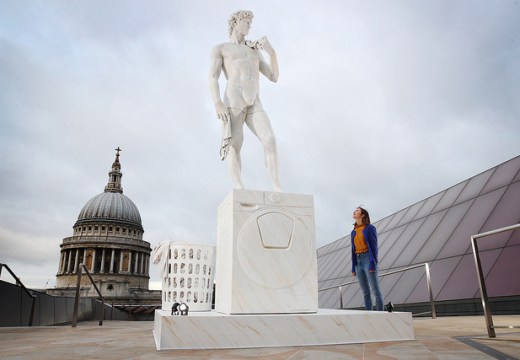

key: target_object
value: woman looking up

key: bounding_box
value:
[351,207,384,311]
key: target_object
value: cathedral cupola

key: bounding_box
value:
[104,146,123,193]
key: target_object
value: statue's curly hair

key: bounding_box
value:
[228,10,254,37]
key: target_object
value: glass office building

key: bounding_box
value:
[318,155,520,315]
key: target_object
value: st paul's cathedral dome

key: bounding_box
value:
[51,148,152,299]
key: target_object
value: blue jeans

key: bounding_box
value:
[355,252,384,311]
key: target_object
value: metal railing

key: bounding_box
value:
[71,263,106,327]
[0,263,37,326]
[471,223,520,338]
[319,262,436,319]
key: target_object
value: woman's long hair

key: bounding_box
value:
[353,206,371,227]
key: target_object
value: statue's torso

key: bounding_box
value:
[221,43,260,108]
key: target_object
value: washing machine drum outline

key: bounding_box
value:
[237,208,314,289]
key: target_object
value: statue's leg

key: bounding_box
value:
[228,108,247,189]
[245,109,282,192]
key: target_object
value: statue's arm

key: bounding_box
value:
[259,38,279,83]
[209,46,229,121]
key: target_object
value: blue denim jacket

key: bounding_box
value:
[351,223,379,273]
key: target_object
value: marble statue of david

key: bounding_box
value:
[209,10,282,192]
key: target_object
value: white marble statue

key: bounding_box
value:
[209,10,282,192]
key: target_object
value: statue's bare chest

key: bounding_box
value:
[222,44,259,68]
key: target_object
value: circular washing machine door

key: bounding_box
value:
[237,208,314,289]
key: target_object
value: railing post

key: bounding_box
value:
[71,263,105,327]
[470,224,520,337]
[71,263,83,328]
[339,286,343,309]
[83,267,105,326]
[424,263,436,319]
[471,236,496,337]
[28,295,36,326]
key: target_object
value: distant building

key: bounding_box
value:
[49,148,158,306]
[318,155,520,315]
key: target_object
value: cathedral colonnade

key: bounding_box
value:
[58,246,150,276]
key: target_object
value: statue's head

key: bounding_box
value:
[228,10,254,38]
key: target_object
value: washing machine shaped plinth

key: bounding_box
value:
[215,189,318,314]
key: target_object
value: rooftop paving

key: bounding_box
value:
[0,315,519,359]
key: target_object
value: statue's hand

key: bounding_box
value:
[215,101,230,122]
[245,37,274,54]
[260,37,275,55]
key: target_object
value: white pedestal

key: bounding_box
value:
[153,309,415,350]
[215,189,318,314]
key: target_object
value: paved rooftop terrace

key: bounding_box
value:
[0,315,519,359]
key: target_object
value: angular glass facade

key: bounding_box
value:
[318,156,520,310]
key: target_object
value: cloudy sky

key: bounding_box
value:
[1,0,518,290]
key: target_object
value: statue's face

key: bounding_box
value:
[235,16,252,36]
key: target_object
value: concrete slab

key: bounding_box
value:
[153,309,414,350]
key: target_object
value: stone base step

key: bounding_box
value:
[153,308,415,350]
